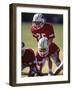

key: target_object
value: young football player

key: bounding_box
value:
[21,42,36,76]
[35,37,61,75]
[31,13,55,45]
[34,37,53,75]
[31,13,61,69]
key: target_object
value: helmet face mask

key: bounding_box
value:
[38,48,48,57]
[32,21,44,30]
[32,13,45,30]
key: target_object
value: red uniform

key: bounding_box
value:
[22,48,38,76]
[36,51,48,64]
[31,23,55,41]
[22,48,35,66]
[35,43,60,72]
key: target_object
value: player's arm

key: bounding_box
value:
[32,33,37,38]
[48,57,53,75]
[48,24,55,45]
[31,31,39,41]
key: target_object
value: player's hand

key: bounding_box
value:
[36,65,40,71]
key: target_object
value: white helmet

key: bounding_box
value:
[33,13,45,23]
[32,13,45,30]
[38,37,49,57]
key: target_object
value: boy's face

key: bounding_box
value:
[32,21,44,30]
[38,48,48,57]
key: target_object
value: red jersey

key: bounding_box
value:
[35,51,48,66]
[35,52,47,71]
[31,23,55,41]
[22,48,35,65]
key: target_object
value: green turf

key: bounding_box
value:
[22,23,63,52]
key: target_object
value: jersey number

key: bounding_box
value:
[35,33,46,40]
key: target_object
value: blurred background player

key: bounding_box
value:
[31,13,61,70]
[31,13,54,45]
[21,42,36,76]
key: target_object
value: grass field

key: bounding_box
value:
[21,22,63,76]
